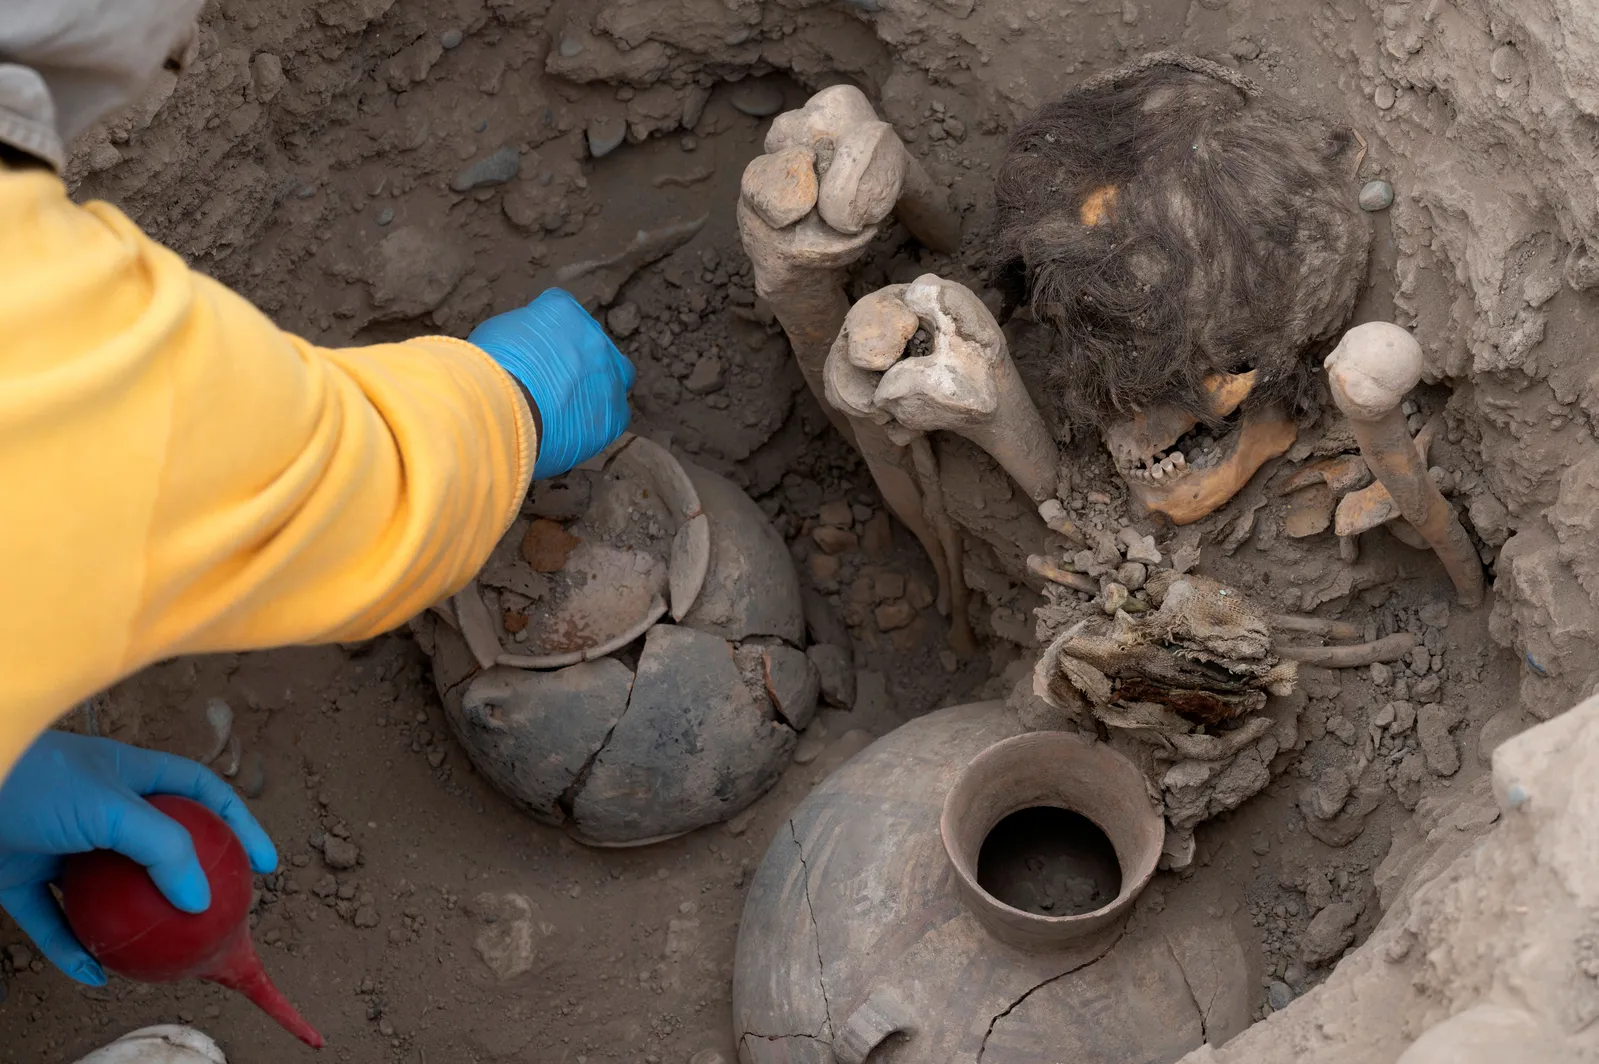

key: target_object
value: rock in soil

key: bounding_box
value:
[1418,704,1461,776]
[808,643,856,708]
[471,892,552,981]
[1300,901,1359,966]
[322,836,360,870]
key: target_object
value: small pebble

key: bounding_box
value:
[451,147,520,192]
[607,302,641,338]
[587,116,627,159]
[1359,179,1394,212]
[237,751,267,798]
[1267,980,1294,1010]
[1374,83,1397,110]
[729,79,785,118]
[440,28,463,49]
[375,207,395,226]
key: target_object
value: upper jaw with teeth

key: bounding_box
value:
[1102,370,1298,525]
[1126,450,1189,483]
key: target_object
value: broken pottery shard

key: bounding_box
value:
[763,645,821,731]
[555,214,708,309]
[678,462,804,645]
[572,626,795,844]
[606,435,706,619]
[448,660,635,826]
[452,581,506,669]
[669,513,710,620]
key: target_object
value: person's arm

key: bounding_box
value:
[0,167,628,777]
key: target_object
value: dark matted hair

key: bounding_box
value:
[992,52,1371,430]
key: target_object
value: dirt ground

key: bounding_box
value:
[3,0,1595,1061]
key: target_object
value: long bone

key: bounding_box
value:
[738,87,967,630]
[826,275,1059,504]
[1326,322,1484,607]
[824,276,1064,654]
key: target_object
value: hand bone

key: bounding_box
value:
[1326,322,1484,607]
[824,275,1058,504]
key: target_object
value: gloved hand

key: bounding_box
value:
[0,731,277,985]
[469,288,636,479]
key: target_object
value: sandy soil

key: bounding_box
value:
[5,0,1594,1061]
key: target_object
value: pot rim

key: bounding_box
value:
[939,731,1164,950]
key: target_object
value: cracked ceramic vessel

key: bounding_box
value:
[414,451,813,847]
[732,701,1253,1064]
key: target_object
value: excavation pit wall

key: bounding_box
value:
[8,0,1597,1060]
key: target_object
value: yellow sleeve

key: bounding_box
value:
[0,168,536,777]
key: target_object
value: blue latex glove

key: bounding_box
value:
[469,288,636,479]
[0,731,278,985]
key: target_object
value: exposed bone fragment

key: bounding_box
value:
[555,214,708,308]
[1037,498,1085,545]
[739,88,966,632]
[1269,614,1364,640]
[1277,453,1373,497]
[1128,405,1297,525]
[908,436,976,652]
[1276,631,1416,667]
[764,85,961,254]
[1326,324,1484,606]
[1026,554,1099,595]
[826,275,1059,504]
[739,148,818,230]
[1333,415,1438,537]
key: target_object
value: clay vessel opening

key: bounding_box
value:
[976,806,1123,917]
[941,731,1164,952]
